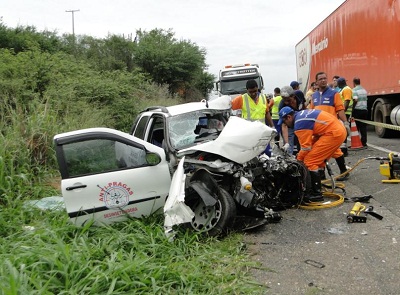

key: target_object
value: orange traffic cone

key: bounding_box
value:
[348,118,364,150]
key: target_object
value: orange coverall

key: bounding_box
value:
[294,109,346,171]
[308,87,345,159]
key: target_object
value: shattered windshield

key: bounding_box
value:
[168,110,228,150]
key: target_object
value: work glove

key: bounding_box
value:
[281,143,290,152]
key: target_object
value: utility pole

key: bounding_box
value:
[65,9,79,45]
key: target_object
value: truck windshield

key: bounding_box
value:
[220,80,247,95]
[220,77,262,95]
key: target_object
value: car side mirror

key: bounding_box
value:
[146,152,162,165]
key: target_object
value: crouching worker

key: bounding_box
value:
[278,107,347,202]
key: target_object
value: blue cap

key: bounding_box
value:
[290,81,300,88]
[337,77,346,84]
[278,106,295,125]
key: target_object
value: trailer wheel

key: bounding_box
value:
[373,101,396,138]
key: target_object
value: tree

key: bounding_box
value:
[193,71,216,98]
[0,22,215,100]
[0,22,61,53]
[133,28,212,98]
[70,34,137,72]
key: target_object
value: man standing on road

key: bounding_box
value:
[231,79,274,127]
[278,107,347,202]
[305,82,318,108]
[337,77,353,120]
[270,87,283,145]
[309,72,350,180]
[332,75,341,92]
[352,77,368,148]
[337,77,353,156]
[231,79,274,155]
[290,81,306,110]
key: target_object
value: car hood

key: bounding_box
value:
[177,116,275,164]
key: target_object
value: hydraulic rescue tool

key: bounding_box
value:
[347,202,383,223]
[347,202,367,223]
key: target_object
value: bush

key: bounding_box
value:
[0,48,182,202]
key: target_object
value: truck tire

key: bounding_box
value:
[373,101,396,138]
[186,188,236,237]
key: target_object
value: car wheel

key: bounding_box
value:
[187,188,236,237]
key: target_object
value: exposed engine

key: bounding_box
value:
[166,116,309,236]
[183,148,308,216]
[235,153,309,211]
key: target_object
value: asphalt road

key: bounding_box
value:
[246,127,400,294]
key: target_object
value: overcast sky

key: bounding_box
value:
[1,0,345,93]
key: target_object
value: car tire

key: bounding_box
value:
[186,188,236,237]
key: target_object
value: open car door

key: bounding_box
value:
[53,128,171,226]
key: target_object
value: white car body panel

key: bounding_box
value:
[178,116,275,164]
[163,156,195,239]
[55,128,171,226]
[62,165,171,226]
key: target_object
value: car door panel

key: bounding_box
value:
[62,167,169,225]
[54,128,171,226]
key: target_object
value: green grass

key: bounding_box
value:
[0,101,267,294]
[0,201,265,294]
[0,51,265,294]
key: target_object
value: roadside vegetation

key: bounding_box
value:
[0,22,266,294]
[1,198,263,294]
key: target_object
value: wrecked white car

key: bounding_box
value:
[54,96,308,237]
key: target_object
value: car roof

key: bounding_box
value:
[53,127,131,140]
[166,101,213,116]
[145,96,232,117]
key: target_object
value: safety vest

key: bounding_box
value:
[340,86,353,115]
[271,95,282,120]
[242,93,267,122]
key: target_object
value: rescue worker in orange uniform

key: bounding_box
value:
[309,71,350,180]
[278,107,347,202]
[231,79,274,127]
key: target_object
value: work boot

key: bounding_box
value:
[319,168,327,180]
[335,155,350,181]
[304,171,324,203]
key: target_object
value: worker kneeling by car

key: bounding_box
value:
[278,107,347,202]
